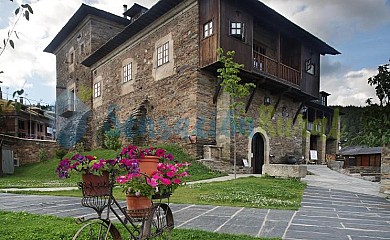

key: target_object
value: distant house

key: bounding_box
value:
[340,146,382,173]
[44,0,340,173]
[0,98,55,140]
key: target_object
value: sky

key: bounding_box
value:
[0,0,389,106]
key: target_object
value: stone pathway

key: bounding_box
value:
[0,165,389,239]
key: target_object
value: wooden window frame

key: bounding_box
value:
[157,42,169,67]
[123,62,132,83]
[230,21,245,42]
[93,81,101,98]
[203,20,213,38]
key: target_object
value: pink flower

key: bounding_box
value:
[116,176,128,184]
[155,148,165,157]
[161,178,171,186]
[173,178,181,184]
[166,171,175,178]
[147,178,158,188]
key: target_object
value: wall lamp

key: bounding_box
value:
[264,96,271,105]
[188,135,197,144]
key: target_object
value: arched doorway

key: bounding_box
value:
[251,132,264,174]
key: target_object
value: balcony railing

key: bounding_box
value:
[253,51,301,86]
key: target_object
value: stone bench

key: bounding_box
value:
[263,164,307,179]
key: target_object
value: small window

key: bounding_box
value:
[69,52,74,64]
[123,62,132,83]
[306,58,315,75]
[204,20,213,38]
[80,43,85,55]
[157,42,169,67]
[94,82,101,98]
[18,120,25,130]
[230,22,245,41]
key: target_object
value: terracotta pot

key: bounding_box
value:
[139,156,159,176]
[126,195,152,218]
[81,171,110,196]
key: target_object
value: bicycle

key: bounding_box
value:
[72,173,174,240]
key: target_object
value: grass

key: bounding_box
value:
[4,176,306,210]
[0,144,226,188]
[0,211,278,240]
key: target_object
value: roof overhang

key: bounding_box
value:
[44,4,130,54]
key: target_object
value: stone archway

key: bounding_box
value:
[248,127,270,174]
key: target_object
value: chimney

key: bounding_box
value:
[19,96,24,104]
[123,4,128,18]
[0,87,2,99]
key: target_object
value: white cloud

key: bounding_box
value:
[322,68,378,106]
[262,0,390,43]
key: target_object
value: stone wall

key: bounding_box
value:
[55,16,127,150]
[380,146,390,195]
[1,134,58,166]
[90,0,200,155]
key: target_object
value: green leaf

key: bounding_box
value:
[24,10,29,21]
[0,71,3,74]
[15,7,20,15]
[14,31,19,39]
[16,89,24,96]
[27,4,33,14]
[9,39,14,49]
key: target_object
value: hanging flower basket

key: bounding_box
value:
[81,171,110,196]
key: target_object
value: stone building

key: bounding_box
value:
[45,0,340,173]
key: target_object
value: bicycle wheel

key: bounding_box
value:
[142,203,174,239]
[72,220,121,240]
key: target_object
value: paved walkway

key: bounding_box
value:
[0,165,389,239]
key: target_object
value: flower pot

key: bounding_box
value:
[126,195,152,218]
[139,156,159,177]
[81,171,110,196]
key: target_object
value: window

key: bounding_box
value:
[230,22,245,41]
[18,120,25,130]
[69,52,74,64]
[204,20,213,38]
[94,82,101,98]
[157,42,169,67]
[80,43,85,55]
[306,58,315,75]
[123,62,132,82]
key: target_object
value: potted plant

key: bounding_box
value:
[56,153,118,196]
[116,172,155,218]
[116,145,190,217]
[120,145,174,176]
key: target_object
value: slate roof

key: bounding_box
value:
[339,146,383,156]
[44,4,130,53]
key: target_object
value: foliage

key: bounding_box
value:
[336,105,390,147]
[368,60,390,106]
[55,148,68,160]
[77,84,92,103]
[56,153,118,178]
[116,173,155,198]
[217,48,256,114]
[0,211,272,240]
[120,145,175,162]
[104,128,121,150]
[38,149,48,163]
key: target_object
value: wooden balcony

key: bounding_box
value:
[253,51,301,86]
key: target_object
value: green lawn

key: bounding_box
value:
[0,211,278,240]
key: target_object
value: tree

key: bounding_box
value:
[368,60,390,106]
[217,48,255,178]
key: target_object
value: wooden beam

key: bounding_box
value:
[213,78,223,104]
[270,88,290,119]
[245,83,258,113]
[293,102,304,124]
